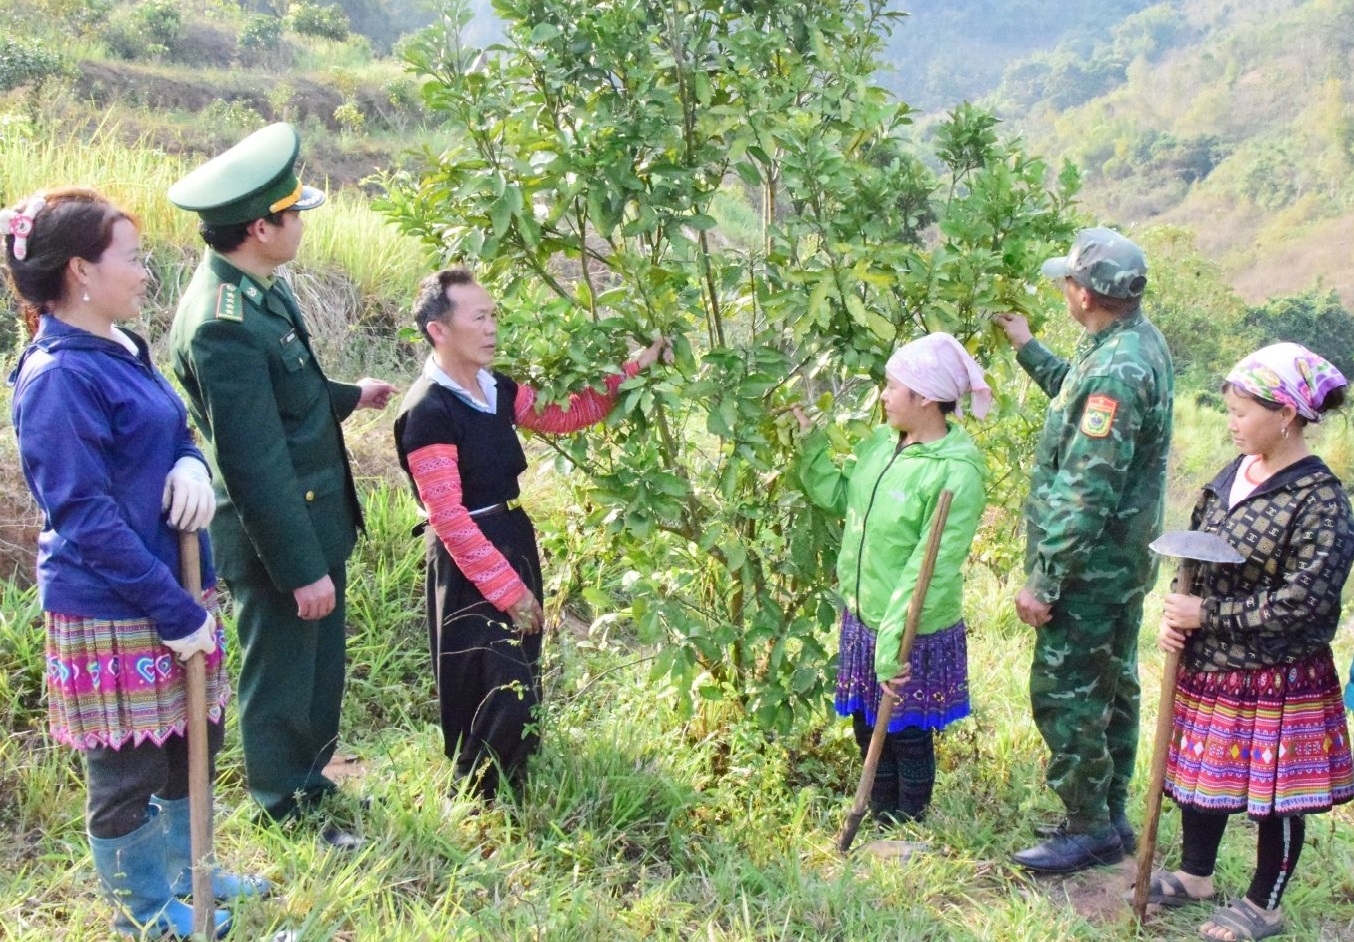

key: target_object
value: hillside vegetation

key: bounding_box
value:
[993,0,1354,307]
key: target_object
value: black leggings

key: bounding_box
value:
[1179,806,1304,910]
[83,722,223,840]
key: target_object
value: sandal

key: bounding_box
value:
[1124,870,1212,908]
[1198,898,1285,941]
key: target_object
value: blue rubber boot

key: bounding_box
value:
[89,808,231,939]
[153,796,272,901]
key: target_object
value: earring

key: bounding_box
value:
[1281,424,1289,439]
[82,290,90,303]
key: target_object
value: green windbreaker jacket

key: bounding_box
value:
[799,423,987,678]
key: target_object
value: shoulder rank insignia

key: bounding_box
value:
[1080,393,1118,438]
[214,283,242,322]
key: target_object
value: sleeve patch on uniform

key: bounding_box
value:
[1080,394,1118,438]
[215,284,242,322]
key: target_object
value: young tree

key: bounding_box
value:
[381,0,1076,730]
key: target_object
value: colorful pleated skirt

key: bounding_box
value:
[1165,647,1354,817]
[45,589,231,751]
[834,610,970,733]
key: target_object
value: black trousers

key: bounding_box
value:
[426,509,544,801]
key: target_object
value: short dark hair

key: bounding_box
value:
[412,268,477,345]
[3,186,136,339]
[199,210,287,252]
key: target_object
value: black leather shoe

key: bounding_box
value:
[1012,829,1124,873]
[1034,813,1137,854]
[319,824,365,851]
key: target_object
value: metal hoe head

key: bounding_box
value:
[1149,529,1245,565]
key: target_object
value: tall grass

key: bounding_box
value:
[0,124,429,361]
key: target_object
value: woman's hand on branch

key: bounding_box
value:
[508,590,544,635]
[633,335,673,370]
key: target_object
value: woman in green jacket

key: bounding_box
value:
[797,332,990,823]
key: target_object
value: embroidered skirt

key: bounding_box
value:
[1165,648,1354,817]
[46,590,231,751]
[834,610,970,733]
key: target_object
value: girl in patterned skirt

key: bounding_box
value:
[796,333,990,823]
[5,189,265,938]
[1150,343,1354,941]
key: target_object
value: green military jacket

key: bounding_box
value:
[169,249,363,591]
[1017,307,1174,605]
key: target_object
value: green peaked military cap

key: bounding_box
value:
[168,122,326,226]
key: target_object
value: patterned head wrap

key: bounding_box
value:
[1226,342,1347,422]
[885,332,992,420]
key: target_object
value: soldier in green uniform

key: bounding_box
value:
[167,124,397,835]
[994,227,1174,873]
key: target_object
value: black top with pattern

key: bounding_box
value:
[1184,453,1354,672]
[394,371,528,513]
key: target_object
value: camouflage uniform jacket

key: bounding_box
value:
[1016,307,1174,605]
[1183,454,1354,672]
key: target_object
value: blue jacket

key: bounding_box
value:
[9,316,214,639]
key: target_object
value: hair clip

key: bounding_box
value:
[2,196,46,261]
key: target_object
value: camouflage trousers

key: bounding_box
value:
[1030,593,1143,834]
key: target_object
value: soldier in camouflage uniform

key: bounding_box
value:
[994,227,1174,873]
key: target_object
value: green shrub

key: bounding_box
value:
[285,1,350,42]
[0,37,66,93]
[100,0,181,61]
[201,97,265,130]
[131,0,181,48]
[239,13,283,52]
[334,99,366,135]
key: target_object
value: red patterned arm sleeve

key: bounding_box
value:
[515,362,640,434]
[406,442,528,612]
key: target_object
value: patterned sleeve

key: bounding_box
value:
[1025,376,1144,603]
[1201,486,1354,640]
[405,442,529,612]
[515,362,639,434]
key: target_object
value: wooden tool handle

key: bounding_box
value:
[1132,558,1197,923]
[839,490,954,855]
[178,531,214,938]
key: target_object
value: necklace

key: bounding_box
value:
[1243,456,1267,485]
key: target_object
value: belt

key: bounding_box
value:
[411,498,523,537]
[468,498,521,519]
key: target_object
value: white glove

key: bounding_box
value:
[163,457,215,531]
[162,613,217,661]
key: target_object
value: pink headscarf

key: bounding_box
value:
[885,332,992,420]
[1226,342,1347,422]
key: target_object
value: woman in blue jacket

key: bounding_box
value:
[797,333,990,824]
[4,188,265,938]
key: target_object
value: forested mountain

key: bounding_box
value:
[867,0,1354,313]
[881,0,1156,110]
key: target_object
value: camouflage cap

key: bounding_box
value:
[1040,226,1147,300]
[168,123,325,226]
